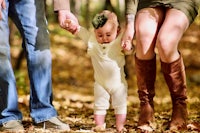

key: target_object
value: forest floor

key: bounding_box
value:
[8,20,200,133]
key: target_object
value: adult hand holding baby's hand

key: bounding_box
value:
[58,10,79,34]
[64,19,80,34]
[122,40,132,51]
[121,40,135,55]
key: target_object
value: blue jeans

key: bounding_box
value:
[0,0,57,124]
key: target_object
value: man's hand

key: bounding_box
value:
[58,10,79,34]
[64,19,80,34]
[0,0,6,20]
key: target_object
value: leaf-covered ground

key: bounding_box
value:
[10,21,200,132]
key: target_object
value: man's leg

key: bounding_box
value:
[0,0,23,131]
[11,0,69,131]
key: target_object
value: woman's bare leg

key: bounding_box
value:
[135,7,164,60]
[156,8,189,63]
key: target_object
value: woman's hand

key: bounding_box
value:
[121,14,135,51]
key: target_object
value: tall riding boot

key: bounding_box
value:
[161,55,187,131]
[135,55,156,129]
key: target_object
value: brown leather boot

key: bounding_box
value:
[161,55,187,131]
[135,55,156,130]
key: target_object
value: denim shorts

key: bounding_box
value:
[138,0,200,24]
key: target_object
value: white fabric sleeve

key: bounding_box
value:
[76,27,90,44]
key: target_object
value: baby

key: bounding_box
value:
[65,10,133,132]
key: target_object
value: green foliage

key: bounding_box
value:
[194,12,200,25]
[15,70,29,95]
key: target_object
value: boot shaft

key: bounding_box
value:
[161,55,188,130]
[135,55,156,126]
[161,55,187,100]
[135,55,156,104]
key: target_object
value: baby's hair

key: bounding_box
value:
[92,10,119,29]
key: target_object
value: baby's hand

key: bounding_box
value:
[64,19,80,34]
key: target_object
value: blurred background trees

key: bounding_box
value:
[45,0,126,28]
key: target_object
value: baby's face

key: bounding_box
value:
[94,21,118,44]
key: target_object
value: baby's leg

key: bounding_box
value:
[93,82,109,131]
[92,114,106,132]
[115,114,127,132]
[112,84,127,132]
[94,114,105,126]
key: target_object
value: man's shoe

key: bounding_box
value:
[1,120,24,132]
[35,117,70,131]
